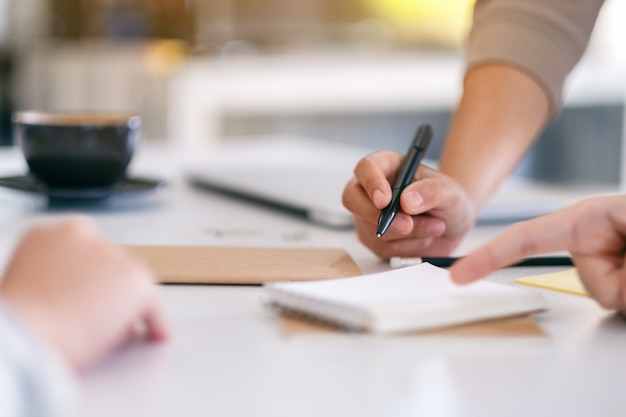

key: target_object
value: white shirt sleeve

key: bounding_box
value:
[0,300,79,417]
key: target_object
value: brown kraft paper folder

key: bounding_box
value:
[279,315,545,338]
[125,246,363,284]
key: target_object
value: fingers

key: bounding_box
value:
[574,255,622,310]
[345,154,474,258]
[121,252,170,342]
[342,178,386,224]
[351,151,404,209]
[344,161,457,237]
[400,166,469,216]
[353,215,443,259]
[140,292,170,342]
[119,265,169,343]
[450,209,576,284]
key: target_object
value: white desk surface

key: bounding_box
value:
[1,146,625,417]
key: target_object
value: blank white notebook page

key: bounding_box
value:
[264,263,545,334]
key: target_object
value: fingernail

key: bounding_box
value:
[373,189,384,207]
[404,191,423,211]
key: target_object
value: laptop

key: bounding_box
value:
[186,136,370,228]
[186,136,589,228]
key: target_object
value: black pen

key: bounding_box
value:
[421,256,574,268]
[376,124,433,238]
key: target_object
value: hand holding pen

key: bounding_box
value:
[342,125,476,259]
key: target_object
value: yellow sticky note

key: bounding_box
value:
[515,268,588,297]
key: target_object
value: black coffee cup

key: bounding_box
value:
[13,111,141,188]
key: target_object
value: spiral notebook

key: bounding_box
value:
[263,262,545,334]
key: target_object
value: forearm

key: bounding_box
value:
[467,0,605,113]
[439,64,550,211]
[445,0,607,213]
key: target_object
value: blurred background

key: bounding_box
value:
[1,0,625,186]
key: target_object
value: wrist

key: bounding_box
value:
[0,299,79,416]
[0,290,80,371]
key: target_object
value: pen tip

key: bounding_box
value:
[376,233,382,238]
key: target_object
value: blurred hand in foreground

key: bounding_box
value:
[0,217,168,371]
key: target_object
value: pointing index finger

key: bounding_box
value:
[450,209,575,284]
